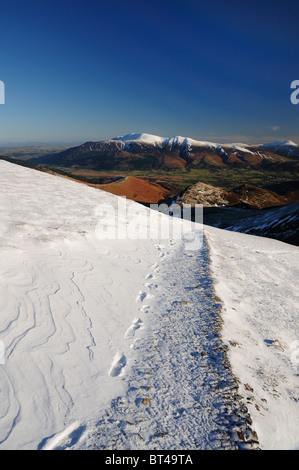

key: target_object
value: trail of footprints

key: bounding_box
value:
[109,245,164,379]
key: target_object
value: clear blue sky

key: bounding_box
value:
[0,0,298,145]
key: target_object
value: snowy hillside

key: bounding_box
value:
[0,160,298,450]
[203,202,299,246]
[205,226,299,450]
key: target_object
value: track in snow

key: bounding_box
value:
[73,237,259,450]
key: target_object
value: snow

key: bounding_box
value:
[204,226,299,450]
[73,237,259,450]
[162,135,187,149]
[261,140,298,148]
[111,132,256,152]
[230,144,255,154]
[0,160,299,450]
[111,133,299,155]
[112,133,167,146]
[0,160,196,450]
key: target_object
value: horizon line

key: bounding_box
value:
[0,133,298,147]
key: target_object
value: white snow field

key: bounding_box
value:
[0,160,298,450]
[204,226,299,450]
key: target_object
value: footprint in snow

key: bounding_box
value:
[39,421,86,450]
[145,282,158,290]
[136,291,148,303]
[125,318,143,339]
[140,304,151,313]
[154,244,164,250]
[109,352,127,377]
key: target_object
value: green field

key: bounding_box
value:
[1,152,298,198]
[59,166,299,195]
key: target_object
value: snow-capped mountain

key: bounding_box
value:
[29,132,298,171]
[112,132,166,146]
[112,133,266,156]
[27,133,299,170]
[112,132,223,150]
[113,133,299,155]
[260,140,299,160]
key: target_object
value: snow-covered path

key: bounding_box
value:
[71,237,258,450]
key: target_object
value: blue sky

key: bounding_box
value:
[0,0,298,145]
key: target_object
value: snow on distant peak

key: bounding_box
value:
[230,143,255,154]
[112,133,166,146]
[162,136,186,148]
[111,132,267,153]
[112,133,222,150]
[111,134,299,151]
[261,140,298,148]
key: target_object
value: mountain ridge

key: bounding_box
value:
[30,132,299,172]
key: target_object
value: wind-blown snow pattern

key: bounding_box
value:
[0,160,298,450]
[0,160,178,449]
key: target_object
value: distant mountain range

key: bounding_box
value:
[30,133,299,171]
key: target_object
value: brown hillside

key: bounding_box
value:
[231,184,289,209]
[97,176,169,203]
[176,182,241,207]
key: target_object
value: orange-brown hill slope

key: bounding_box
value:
[97,176,169,203]
[0,156,169,204]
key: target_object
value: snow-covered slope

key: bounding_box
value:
[203,202,299,246]
[0,160,193,449]
[204,226,299,450]
[0,160,298,450]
